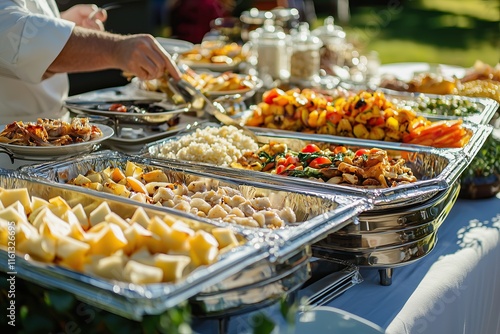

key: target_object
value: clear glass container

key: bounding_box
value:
[290,22,322,84]
[312,16,347,76]
[250,19,290,85]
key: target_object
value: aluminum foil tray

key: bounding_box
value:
[383,90,499,125]
[0,170,265,320]
[139,122,483,209]
[23,151,371,261]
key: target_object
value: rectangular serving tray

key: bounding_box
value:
[23,151,371,262]
[139,122,488,208]
[382,90,499,125]
[0,170,265,320]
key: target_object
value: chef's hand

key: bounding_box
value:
[114,34,182,81]
[61,4,108,31]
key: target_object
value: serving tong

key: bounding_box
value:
[167,64,260,142]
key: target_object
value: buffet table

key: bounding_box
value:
[188,193,499,333]
[329,194,500,334]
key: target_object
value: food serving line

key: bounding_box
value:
[1,13,499,332]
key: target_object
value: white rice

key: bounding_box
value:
[158,125,259,166]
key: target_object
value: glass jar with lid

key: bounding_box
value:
[249,19,290,85]
[312,16,347,76]
[240,7,300,42]
[289,22,323,84]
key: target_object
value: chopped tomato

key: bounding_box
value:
[109,103,127,112]
[263,88,285,104]
[309,157,332,169]
[326,111,343,124]
[276,157,287,166]
[301,144,321,153]
[262,162,275,172]
[276,164,286,174]
[368,117,384,127]
[355,149,369,157]
[285,155,300,166]
[333,146,347,154]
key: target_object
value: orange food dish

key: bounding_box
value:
[245,88,471,148]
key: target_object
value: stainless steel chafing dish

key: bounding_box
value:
[139,122,480,285]
[0,169,265,320]
[22,151,370,316]
[313,181,460,285]
[382,90,500,125]
[140,123,482,209]
[24,150,370,259]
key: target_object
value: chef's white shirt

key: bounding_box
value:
[0,0,75,125]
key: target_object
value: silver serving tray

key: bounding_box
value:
[191,246,312,317]
[352,180,459,232]
[311,182,457,267]
[64,86,193,125]
[23,150,371,262]
[313,231,437,268]
[66,101,191,125]
[140,123,483,208]
[322,181,459,249]
[382,90,499,125]
[0,170,265,320]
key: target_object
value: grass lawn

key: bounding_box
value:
[319,0,499,67]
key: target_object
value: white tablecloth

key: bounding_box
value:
[329,194,500,334]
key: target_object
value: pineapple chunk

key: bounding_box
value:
[65,211,87,241]
[126,176,148,195]
[86,171,103,183]
[103,181,130,197]
[166,221,194,252]
[71,203,90,230]
[0,204,27,224]
[142,170,169,183]
[30,196,49,213]
[129,247,155,266]
[42,209,71,238]
[48,196,72,218]
[0,219,10,246]
[125,161,143,178]
[70,174,92,186]
[110,167,126,183]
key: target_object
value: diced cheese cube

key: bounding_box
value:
[154,253,191,283]
[189,230,219,266]
[212,227,239,249]
[123,260,163,284]
[89,202,112,227]
[0,188,31,214]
